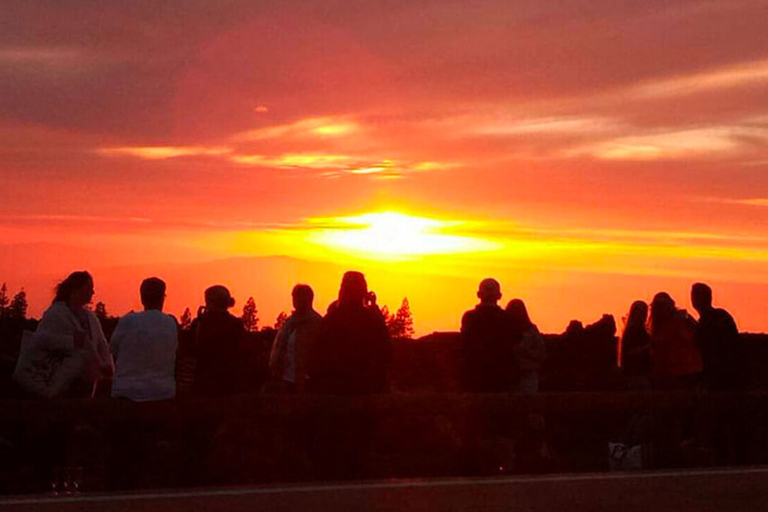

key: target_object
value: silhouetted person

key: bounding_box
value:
[307,271,391,395]
[108,278,178,487]
[110,277,178,401]
[506,299,545,393]
[649,292,701,390]
[690,283,746,465]
[618,301,652,392]
[461,279,518,392]
[268,284,322,393]
[190,285,246,397]
[305,272,390,479]
[691,283,745,391]
[33,271,114,398]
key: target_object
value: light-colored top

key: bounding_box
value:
[110,310,178,401]
[36,302,114,395]
[282,330,297,383]
[269,309,323,392]
[515,326,546,371]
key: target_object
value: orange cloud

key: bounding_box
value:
[633,58,768,99]
[232,117,361,142]
[97,146,232,160]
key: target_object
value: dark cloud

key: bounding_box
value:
[1,0,767,141]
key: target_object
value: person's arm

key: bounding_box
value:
[92,314,115,378]
[170,316,179,355]
[109,317,127,362]
[527,330,547,363]
[269,324,288,379]
[295,315,322,393]
[305,317,331,392]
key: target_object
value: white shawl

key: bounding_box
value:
[37,302,115,383]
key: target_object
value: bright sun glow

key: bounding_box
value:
[306,211,500,260]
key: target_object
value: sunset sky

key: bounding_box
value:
[2,0,768,335]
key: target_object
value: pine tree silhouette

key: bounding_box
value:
[385,298,415,338]
[94,301,108,321]
[180,307,193,331]
[9,288,27,319]
[242,297,259,332]
[394,297,415,338]
[274,311,289,330]
[0,283,9,318]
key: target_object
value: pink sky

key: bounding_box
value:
[2,0,768,334]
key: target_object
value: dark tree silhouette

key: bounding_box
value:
[180,307,193,331]
[94,301,109,322]
[385,298,415,339]
[242,297,259,332]
[0,283,8,318]
[274,311,289,330]
[9,288,27,319]
[396,297,415,338]
[381,305,392,324]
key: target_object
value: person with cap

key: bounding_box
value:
[460,278,519,392]
[307,271,391,395]
[189,285,246,397]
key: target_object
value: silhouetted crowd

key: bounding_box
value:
[618,284,745,393]
[11,270,745,401]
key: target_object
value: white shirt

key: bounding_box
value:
[110,310,178,401]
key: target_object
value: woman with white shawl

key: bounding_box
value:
[33,271,114,398]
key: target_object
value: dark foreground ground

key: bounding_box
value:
[2,467,768,512]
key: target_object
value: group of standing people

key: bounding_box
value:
[15,270,393,400]
[460,278,546,394]
[619,283,745,393]
[15,270,744,401]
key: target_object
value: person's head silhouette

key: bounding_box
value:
[54,271,94,309]
[651,292,675,315]
[506,298,532,328]
[649,292,676,334]
[140,277,166,311]
[625,300,648,332]
[339,271,367,305]
[477,278,501,305]
[691,282,713,314]
[292,284,314,313]
[204,285,235,312]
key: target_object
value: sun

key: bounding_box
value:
[306,211,499,260]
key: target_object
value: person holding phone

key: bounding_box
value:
[307,271,391,395]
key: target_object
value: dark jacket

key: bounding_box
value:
[696,308,745,391]
[460,303,519,392]
[307,302,391,395]
[190,310,246,397]
[620,325,651,377]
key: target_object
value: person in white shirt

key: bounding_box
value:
[110,277,178,401]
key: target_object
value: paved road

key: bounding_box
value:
[3,468,768,512]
